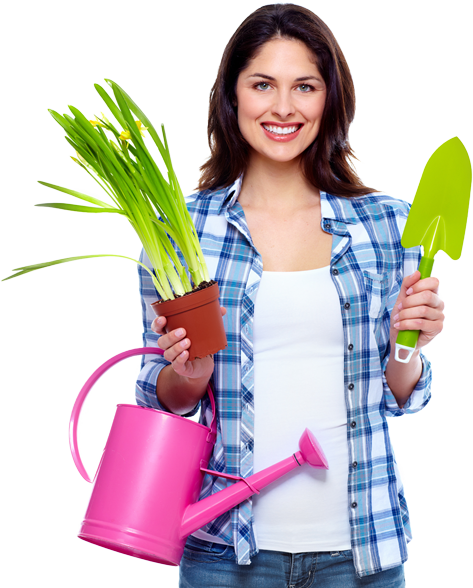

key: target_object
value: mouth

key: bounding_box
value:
[261,123,303,136]
[260,122,303,143]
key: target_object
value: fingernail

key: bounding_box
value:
[406,287,413,295]
[180,338,189,349]
[394,322,400,328]
[176,328,184,337]
[393,313,399,322]
[398,303,402,310]
[157,316,164,324]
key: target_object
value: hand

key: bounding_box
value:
[390,270,445,351]
[151,307,227,380]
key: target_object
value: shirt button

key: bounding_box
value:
[350,421,356,428]
[324,223,331,230]
[352,502,358,508]
[344,302,351,309]
[332,268,339,275]
[348,383,354,390]
[348,344,354,351]
[352,461,358,468]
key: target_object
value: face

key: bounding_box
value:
[235,38,326,166]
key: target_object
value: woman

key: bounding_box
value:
[136,4,444,586]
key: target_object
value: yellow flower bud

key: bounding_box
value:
[119,130,132,141]
[101,112,111,125]
[90,116,105,128]
[135,120,148,137]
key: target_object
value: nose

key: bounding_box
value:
[271,89,295,119]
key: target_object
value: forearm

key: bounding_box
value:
[156,364,210,415]
[384,348,423,408]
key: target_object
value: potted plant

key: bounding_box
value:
[3,80,227,360]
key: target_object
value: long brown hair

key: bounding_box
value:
[198,3,376,197]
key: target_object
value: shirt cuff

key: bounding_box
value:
[135,357,201,417]
[383,351,432,416]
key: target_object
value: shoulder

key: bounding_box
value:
[348,193,411,222]
[325,192,411,242]
[185,186,230,215]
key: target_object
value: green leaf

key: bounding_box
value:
[37,181,113,208]
[94,83,128,129]
[35,203,123,213]
[3,254,168,298]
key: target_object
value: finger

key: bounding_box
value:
[401,270,421,293]
[171,348,192,376]
[157,327,187,352]
[400,289,444,312]
[393,304,445,324]
[405,276,440,296]
[392,316,444,337]
[221,306,227,317]
[163,337,191,363]
[151,315,167,334]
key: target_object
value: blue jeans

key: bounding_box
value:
[179,536,405,587]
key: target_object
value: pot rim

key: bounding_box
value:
[151,282,220,316]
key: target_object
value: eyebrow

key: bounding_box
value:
[247,73,323,83]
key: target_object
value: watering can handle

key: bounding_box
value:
[69,347,216,483]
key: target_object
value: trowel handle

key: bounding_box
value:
[394,256,434,363]
[69,347,216,482]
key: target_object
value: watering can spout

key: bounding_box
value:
[180,428,328,538]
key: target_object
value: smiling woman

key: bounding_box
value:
[135,4,445,588]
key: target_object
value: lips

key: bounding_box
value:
[261,122,303,142]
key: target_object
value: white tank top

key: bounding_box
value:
[252,266,351,552]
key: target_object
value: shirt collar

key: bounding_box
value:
[320,191,360,225]
[217,175,361,226]
[216,176,243,214]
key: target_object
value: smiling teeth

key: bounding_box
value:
[263,124,299,135]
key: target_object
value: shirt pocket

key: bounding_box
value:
[363,271,389,320]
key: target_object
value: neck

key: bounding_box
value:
[238,154,320,212]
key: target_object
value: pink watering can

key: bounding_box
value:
[70,347,329,566]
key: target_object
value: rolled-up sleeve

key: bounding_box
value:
[135,249,200,417]
[382,350,432,416]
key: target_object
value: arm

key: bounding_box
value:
[151,316,221,415]
[135,248,225,415]
[384,269,444,408]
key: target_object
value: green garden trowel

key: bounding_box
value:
[395,137,472,363]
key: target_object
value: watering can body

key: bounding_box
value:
[79,404,215,564]
[70,348,328,566]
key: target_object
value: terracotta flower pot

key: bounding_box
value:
[151,282,227,361]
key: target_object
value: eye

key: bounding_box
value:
[298,84,314,93]
[255,82,271,91]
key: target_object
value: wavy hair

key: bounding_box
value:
[198,3,376,197]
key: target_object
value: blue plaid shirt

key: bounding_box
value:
[136,177,432,577]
